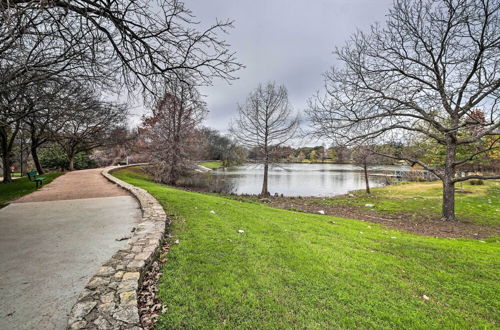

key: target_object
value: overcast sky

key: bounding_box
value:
[182,0,394,136]
[126,1,394,142]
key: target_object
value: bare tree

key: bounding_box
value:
[231,82,299,196]
[0,0,242,95]
[0,81,41,182]
[21,81,72,174]
[0,9,104,181]
[307,0,499,221]
[351,146,378,194]
[0,0,242,181]
[95,127,138,166]
[141,79,206,184]
[52,86,128,171]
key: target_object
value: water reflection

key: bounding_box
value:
[210,163,410,197]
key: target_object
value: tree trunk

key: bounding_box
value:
[363,162,370,194]
[167,139,182,185]
[166,157,179,185]
[442,178,455,221]
[68,154,75,171]
[31,145,44,174]
[2,153,12,183]
[441,143,457,221]
[1,130,13,183]
[261,162,269,196]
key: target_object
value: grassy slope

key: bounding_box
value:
[200,161,223,169]
[0,172,62,207]
[317,181,500,226]
[114,168,500,329]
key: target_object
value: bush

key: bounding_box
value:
[176,173,235,194]
[40,146,97,170]
[402,170,433,182]
[469,179,484,185]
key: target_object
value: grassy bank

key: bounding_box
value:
[317,180,499,226]
[0,172,63,208]
[114,167,499,329]
[199,161,223,169]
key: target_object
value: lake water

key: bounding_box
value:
[210,163,411,197]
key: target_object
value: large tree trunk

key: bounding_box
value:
[2,153,12,183]
[31,145,44,174]
[442,178,455,221]
[363,162,370,194]
[166,155,179,185]
[166,137,182,185]
[1,127,14,183]
[441,143,457,221]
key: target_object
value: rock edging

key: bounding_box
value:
[67,165,168,330]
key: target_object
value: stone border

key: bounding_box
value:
[67,165,168,330]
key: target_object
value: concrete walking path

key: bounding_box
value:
[0,168,141,330]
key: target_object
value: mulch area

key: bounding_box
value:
[255,196,499,239]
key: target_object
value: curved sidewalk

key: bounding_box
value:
[0,168,142,330]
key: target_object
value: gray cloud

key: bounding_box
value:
[185,0,394,134]
[130,1,394,135]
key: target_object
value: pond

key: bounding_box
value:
[210,163,411,197]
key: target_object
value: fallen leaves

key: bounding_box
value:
[138,242,170,329]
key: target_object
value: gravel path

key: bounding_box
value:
[15,168,129,202]
[0,168,141,330]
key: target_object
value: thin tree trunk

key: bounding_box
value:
[363,162,370,194]
[31,145,44,174]
[261,161,269,196]
[68,154,75,171]
[442,143,457,221]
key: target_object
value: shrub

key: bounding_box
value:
[175,173,235,194]
[40,146,97,170]
[469,179,484,185]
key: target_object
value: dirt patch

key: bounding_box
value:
[252,196,499,239]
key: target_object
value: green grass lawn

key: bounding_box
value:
[200,161,223,169]
[113,167,500,329]
[317,180,500,226]
[0,172,62,208]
